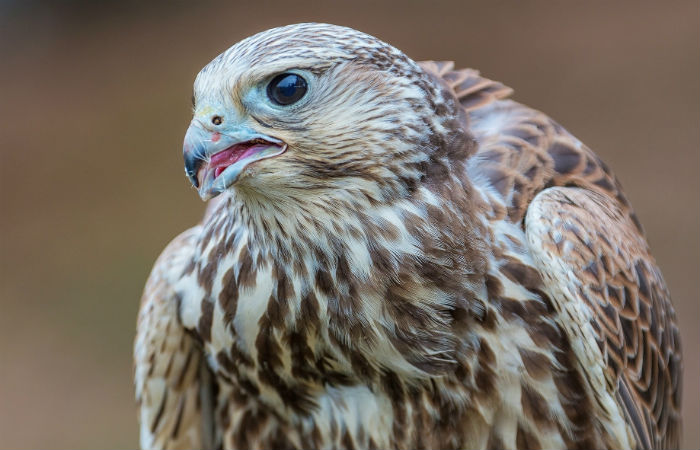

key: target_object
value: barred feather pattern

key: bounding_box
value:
[135,23,682,450]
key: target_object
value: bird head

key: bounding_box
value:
[184,23,469,202]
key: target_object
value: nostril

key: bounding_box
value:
[212,115,223,126]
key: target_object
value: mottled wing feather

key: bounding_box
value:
[525,187,682,450]
[419,61,513,113]
[134,228,217,450]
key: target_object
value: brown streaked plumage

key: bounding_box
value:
[134,23,682,450]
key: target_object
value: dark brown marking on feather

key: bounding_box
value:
[449,305,468,332]
[237,375,260,397]
[478,338,495,366]
[382,371,406,444]
[549,142,581,174]
[218,397,230,431]
[256,310,316,413]
[585,261,600,282]
[269,428,297,450]
[593,176,615,191]
[256,304,284,371]
[500,259,544,291]
[223,227,243,256]
[233,408,264,450]
[454,357,471,383]
[415,254,461,293]
[307,425,323,450]
[618,378,652,450]
[267,281,291,329]
[198,299,214,342]
[486,431,506,450]
[369,241,395,275]
[523,165,540,181]
[485,274,504,298]
[519,348,550,381]
[553,345,600,448]
[483,166,511,196]
[607,351,622,378]
[197,261,217,298]
[635,261,651,299]
[526,295,564,349]
[583,157,597,176]
[620,316,637,350]
[257,365,315,414]
[183,327,204,350]
[170,397,187,440]
[286,329,317,381]
[199,221,218,247]
[181,258,196,277]
[216,350,236,374]
[147,352,155,377]
[218,267,238,326]
[385,285,433,329]
[174,348,195,389]
[368,437,378,450]
[516,423,541,450]
[342,430,356,450]
[163,353,174,379]
[255,250,265,267]
[477,304,498,330]
[229,342,254,368]
[601,301,619,327]
[298,290,320,331]
[498,296,529,322]
[522,382,554,430]
[348,350,374,381]
[150,389,167,433]
[474,360,497,400]
[335,253,352,283]
[630,211,644,234]
[600,255,612,276]
[173,292,185,326]
[348,225,363,240]
[237,246,256,288]
[315,268,335,297]
[385,276,457,369]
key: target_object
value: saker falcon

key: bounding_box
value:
[134,23,682,450]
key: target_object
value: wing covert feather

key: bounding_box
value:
[525,187,682,450]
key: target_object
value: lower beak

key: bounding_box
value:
[183,121,286,200]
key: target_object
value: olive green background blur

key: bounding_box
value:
[0,1,697,448]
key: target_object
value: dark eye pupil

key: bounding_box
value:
[267,73,307,105]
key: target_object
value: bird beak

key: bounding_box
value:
[183,120,287,200]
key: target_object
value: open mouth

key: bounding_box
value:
[196,138,286,200]
[206,139,280,179]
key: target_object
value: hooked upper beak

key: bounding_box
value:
[183,120,287,200]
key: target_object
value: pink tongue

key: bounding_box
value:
[210,147,240,166]
[211,145,264,179]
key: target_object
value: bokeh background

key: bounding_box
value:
[0,1,697,448]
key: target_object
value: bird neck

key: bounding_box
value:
[223,159,480,269]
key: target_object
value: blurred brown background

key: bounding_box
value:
[0,1,697,448]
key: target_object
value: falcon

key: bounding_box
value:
[134,23,682,450]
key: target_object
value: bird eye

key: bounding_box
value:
[267,73,307,106]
